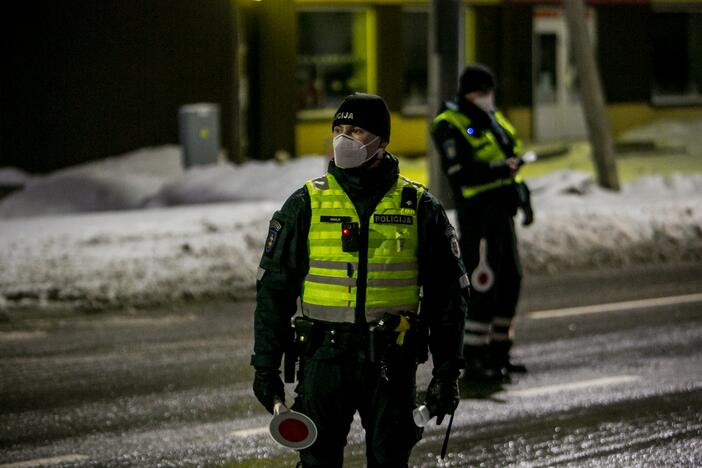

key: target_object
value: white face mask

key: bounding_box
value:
[472,93,495,113]
[333,134,381,169]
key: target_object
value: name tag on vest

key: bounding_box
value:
[374,214,413,225]
[320,216,352,223]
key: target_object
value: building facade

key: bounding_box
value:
[3,0,701,171]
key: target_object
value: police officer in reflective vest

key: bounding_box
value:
[252,93,468,467]
[431,64,534,381]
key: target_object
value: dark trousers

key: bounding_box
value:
[457,198,522,359]
[292,328,422,467]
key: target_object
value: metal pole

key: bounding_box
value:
[428,0,462,208]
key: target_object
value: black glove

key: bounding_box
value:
[521,203,534,226]
[516,182,534,227]
[425,376,459,425]
[253,368,285,414]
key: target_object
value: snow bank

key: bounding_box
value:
[0,203,275,309]
[518,170,702,273]
[0,146,701,310]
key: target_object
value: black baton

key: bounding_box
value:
[440,411,455,460]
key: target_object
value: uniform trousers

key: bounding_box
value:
[293,326,422,467]
[457,194,522,362]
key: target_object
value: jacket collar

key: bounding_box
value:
[454,95,491,129]
[328,152,399,201]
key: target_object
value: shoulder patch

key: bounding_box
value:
[442,139,457,160]
[264,219,283,256]
[311,176,329,190]
[401,186,418,211]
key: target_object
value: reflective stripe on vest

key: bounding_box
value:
[433,107,522,199]
[461,174,524,199]
[302,173,423,323]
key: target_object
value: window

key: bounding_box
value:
[652,11,702,104]
[297,9,369,116]
[535,33,557,104]
[402,9,429,114]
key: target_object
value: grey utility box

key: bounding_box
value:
[178,103,220,167]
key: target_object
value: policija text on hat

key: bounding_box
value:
[251,93,469,467]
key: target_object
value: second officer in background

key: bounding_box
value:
[431,64,534,381]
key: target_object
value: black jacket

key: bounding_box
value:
[432,96,522,211]
[251,153,467,379]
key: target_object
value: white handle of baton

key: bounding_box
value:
[413,405,434,427]
[520,151,538,165]
[273,397,288,416]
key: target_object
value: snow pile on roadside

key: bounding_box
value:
[0,167,30,187]
[518,170,702,274]
[0,147,701,309]
[0,202,274,309]
[0,146,183,218]
[0,150,330,309]
[0,147,328,218]
[144,156,328,207]
[518,200,702,274]
[617,119,702,152]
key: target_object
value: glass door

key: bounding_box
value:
[533,7,594,142]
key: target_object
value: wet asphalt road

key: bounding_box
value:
[0,263,701,467]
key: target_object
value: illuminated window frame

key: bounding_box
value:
[401,5,429,116]
[296,6,375,120]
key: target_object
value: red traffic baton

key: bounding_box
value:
[269,398,317,450]
[471,238,494,292]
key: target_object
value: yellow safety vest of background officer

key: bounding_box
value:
[431,64,535,382]
[252,93,468,467]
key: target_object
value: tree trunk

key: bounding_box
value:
[563,0,620,190]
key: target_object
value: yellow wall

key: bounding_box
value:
[296,113,429,157]
[296,104,702,157]
[296,118,334,157]
[292,0,702,155]
[295,0,428,4]
[504,106,532,141]
[608,103,702,137]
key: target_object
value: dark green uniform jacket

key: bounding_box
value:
[432,96,523,212]
[252,153,467,379]
[432,96,528,357]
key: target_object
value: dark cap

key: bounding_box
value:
[459,64,496,95]
[331,93,391,141]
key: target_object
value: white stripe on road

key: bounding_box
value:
[528,293,702,320]
[0,455,88,468]
[0,331,48,341]
[504,375,640,398]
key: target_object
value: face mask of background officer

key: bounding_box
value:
[462,71,520,177]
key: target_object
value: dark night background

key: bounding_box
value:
[1,0,237,174]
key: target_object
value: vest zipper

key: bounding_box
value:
[347,262,354,305]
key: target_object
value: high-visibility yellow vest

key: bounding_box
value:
[433,107,523,199]
[302,173,424,323]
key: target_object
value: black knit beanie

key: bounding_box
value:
[331,93,391,141]
[459,64,496,95]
